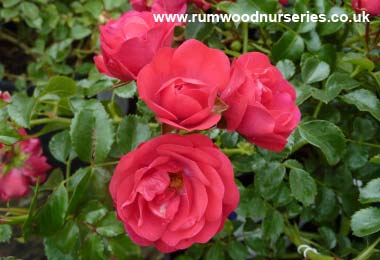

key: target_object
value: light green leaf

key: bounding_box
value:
[351,207,380,237]
[360,179,380,204]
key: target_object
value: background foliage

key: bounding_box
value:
[1,0,380,259]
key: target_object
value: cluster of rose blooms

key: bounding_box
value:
[95,0,301,253]
[0,92,51,202]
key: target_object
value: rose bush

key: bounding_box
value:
[1,0,380,259]
[221,52,301,152]
[110,134,239,252]
[94,11,175,81]
[137,39,230,131]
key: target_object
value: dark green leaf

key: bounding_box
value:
[7,93,36,128]
[262,209,284,241]
[114,81,137,99]
[49,131,72,163]
[96,212,124,237]
[289,168,317,206]
[35,183,68,236]
[272,32,304,61]
[301,57,330,84]
[298,120,346,165]
[108,235,141,260]
[342,89,380,122]
[226,241,248,260]
[116,115,151,155]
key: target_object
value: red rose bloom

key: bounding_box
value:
[352,0,380,15]
[137,39,230,131]
[221,52,301,152]
[279,0,289,5]
[109,134,239,252]
[94,11,175,81]
[130,0,187,14]
[0,129,51,201]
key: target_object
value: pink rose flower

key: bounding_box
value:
[137,39,230,131]
[352,0,380,15]
[94,11,175,81]
[130,0,187,14]
[0,129,51,201]
[221,52,301,152]
[0,91,11,103]
[109,134,239,252]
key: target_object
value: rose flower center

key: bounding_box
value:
[169,172,184,190]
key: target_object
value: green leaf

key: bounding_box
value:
[289,168,317,206]
[114,81,137,99]
[44,237,75,260]
[19,2,39,19]
[115,115,151,155]
[351,207,380,237]
[276,59,296,80]
[298,120,346,165]
[96,212,124,237]
[35,183,69,236]
[67,168,92,213]
[41,76,77,97]
[80,233,105,260]
[78,200,107,225]
[0,121,21,145]
[262,209,284,241]
[41,169,64,191]
[0,225,12,242]
[206,243,225,260]
[108,235,141,260]
[3,0,21,8]
[312,72,359,103]
[49,131,73,163]
[318,7,345,36]
[342,89,380,122]
[343,53,375,72]
[301,57,330,84]
[48,221,79,254]
[272,31,304,61]
[70,101,114,162]
[359,179,380,204]
[255,162,285,199]
[217,0,277,25]
[318,226,337,249]
[370,155,380,164]
[185,21,214,41]
[71,24,91,40]
[227,241,248,260]
[7,93,36,128]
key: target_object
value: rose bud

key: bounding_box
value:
[0,91,11,103]
[109,134,239,252]
[0,129,51,201]
[130,0,188,14]
[221,52,301,152]
[94,11,175,82]
[137,39,230,131]
[352,0,380,16]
